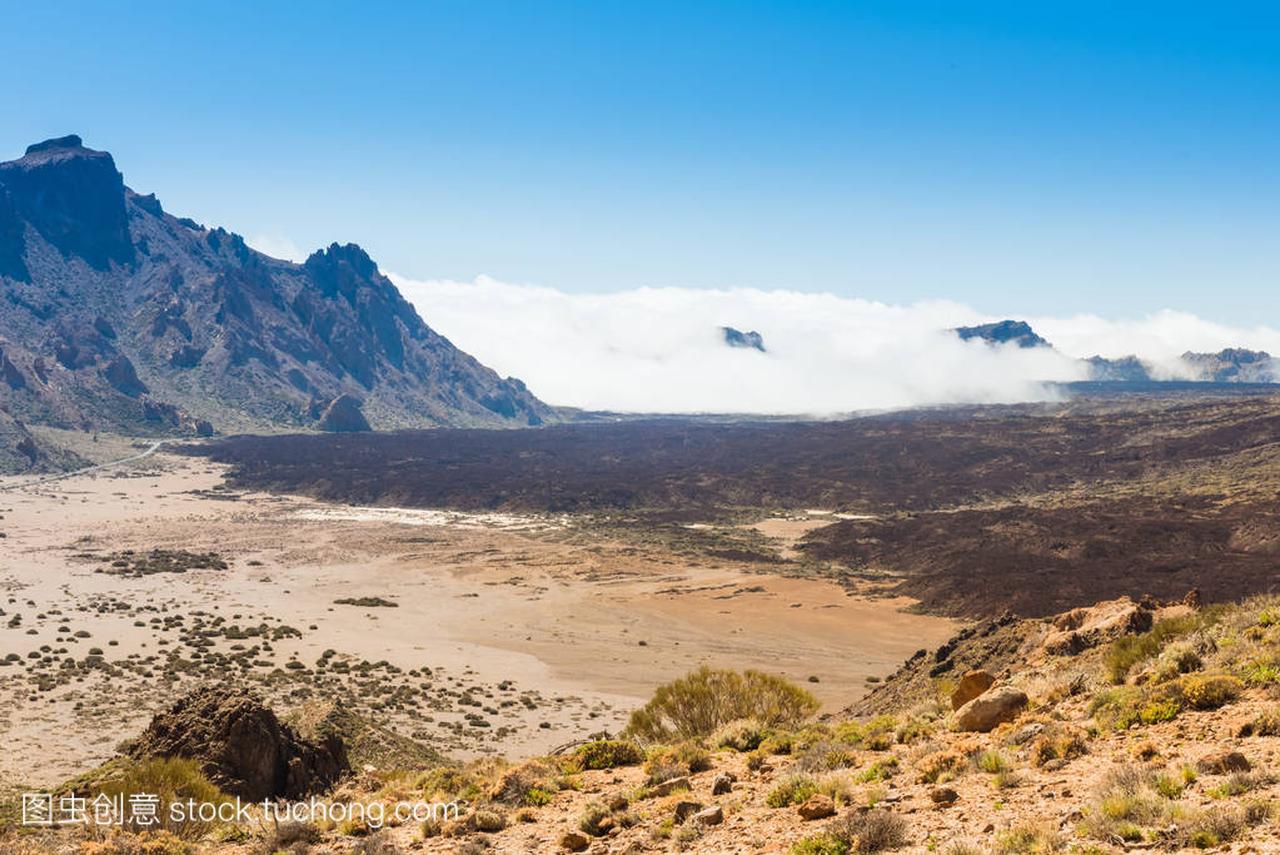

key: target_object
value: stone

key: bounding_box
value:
[950,670,996,710]
[797,794,836,820]
[711,773,734,795]
[559,830,590,852]
[651,775,689,796]
[929,787,959,807]
[954,686,1028,732]
[691,806,723,826]
[1196,750,1251,775]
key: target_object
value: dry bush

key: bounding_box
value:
[626,667,819,742]
[1030,723,1088,767]
[824,809,908,853]
[95,757,228,840]
[712,718,768,752]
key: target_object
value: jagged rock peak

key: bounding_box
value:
[954,319,1050,349]
[24,134,85,156]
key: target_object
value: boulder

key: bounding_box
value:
[130,685,348,800]
[929,787,959,807]
[1196,750,1251,775]
[559,831,590,852]
[954,686,1028,732]
[797,794,836,820]
[691,805,723,826]
[711,772,734,795]
[950,670,996,710]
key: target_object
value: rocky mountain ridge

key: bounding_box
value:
[0,134,553,447]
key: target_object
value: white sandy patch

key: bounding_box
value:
[291,506,566,532]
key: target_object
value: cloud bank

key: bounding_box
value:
[389,275,1280,414]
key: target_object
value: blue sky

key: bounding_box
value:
[3,1,1277,322]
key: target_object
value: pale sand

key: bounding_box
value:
[0,453,958,788]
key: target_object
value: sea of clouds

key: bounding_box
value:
[383,275,1280,414]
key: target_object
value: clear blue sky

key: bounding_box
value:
[3,1,1277,321]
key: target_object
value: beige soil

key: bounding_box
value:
[0,452,957,790]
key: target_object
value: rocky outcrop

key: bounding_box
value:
[0,135,133,269]
[722,326,766,352]
[954,320,1049,349]
[1042,596,1153,656]
[954,686,1028,732]
[130,686,348,800]
[316,394,371,432]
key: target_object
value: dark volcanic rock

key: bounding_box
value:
[955,320,1049,349]
[103,354,148,397]
[316,394,371,432]
[0,135,133,269]
[130,686,348,800]
[722,326,766,352]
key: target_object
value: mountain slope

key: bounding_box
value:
[0,135,552,439]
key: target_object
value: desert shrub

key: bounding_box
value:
[485,759,562,806]
[942,843,984,855]
[415,766,481,802]
[916,749,967,784]
[766,774,819,808]
[1080,765,1169,842]
[1164,674,1242,711]
[856,757,899,783]
[574,739,645,770]
[712,718,768,752]
[831,716,897,750]
[643,741,711,784]
[77,831,195,855]
[976,750,1008,774]
[760,730,796,755]
[263,820,321,852]
[626,667,819,742]
[578,802,612,837]
[824,809,908,853]
[1240,706,1280,736]
[993,822,1062,853]
[1105,613,1204,683]
[1175,804,1248,848]
[791,835,849,855]
[1151,642,1204,683]
[96,757,228,840]
[893,717,935,745]
[1030,724,1088,767]
[1207,770,1273,799]
[795,741,859,772]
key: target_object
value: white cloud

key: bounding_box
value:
[390,275,1093,413]
[245,234,307,263]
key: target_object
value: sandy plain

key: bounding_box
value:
[0,447,958,790]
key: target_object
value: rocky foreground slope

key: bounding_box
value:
[0,135,552,452]
[8,590,1280,853]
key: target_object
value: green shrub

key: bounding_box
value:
[791,834,850,855]
[766,774,818,808]
[1104,614,1206,684]
[574,739,645,770]
[626,667,819,742]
